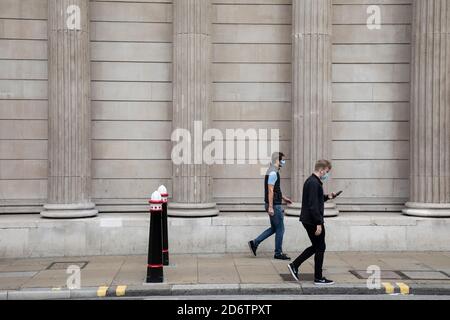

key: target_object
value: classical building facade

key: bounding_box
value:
[1,0,449,220]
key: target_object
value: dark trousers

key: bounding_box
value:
[292,223,326,279]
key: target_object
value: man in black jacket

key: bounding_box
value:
[288,160,337,285]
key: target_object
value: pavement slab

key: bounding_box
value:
[21,269,68,288]
[401,271,449,280]
[112,270,146,285]
[0,277,31,290]
[0,252,448,299]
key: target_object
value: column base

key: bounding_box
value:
[285,202,339,217]
[40,202,98,219]
[402,202,450,218]
[168,202,219,217]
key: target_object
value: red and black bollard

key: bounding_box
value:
[146,190,164,283]
[158,185,170,266]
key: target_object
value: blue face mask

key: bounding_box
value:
[280,160,286,167]
[321,172,329,181]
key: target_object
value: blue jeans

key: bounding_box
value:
[254,204,285,255]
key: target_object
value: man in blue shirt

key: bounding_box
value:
[248,152,293,260]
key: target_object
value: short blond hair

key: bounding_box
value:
[314,159,332,171]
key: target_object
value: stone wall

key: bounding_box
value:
[331,0,412,211]
[0,0,48,212]
[211,0,292,208]
[89,0,173,211]
[0,0,414,213]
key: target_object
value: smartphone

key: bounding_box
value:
[334,190,343,198]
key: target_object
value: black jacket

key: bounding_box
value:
[299,174,329,226]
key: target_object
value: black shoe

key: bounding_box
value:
[314,277,335,286]
[248,241,257,256]
[287,263,299,281]
[274,253,291,261]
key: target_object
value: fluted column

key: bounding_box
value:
[169,0,218,217]
[41,0,97,218]
[403,0,450,217]
[286,0,338,217]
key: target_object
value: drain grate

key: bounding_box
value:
[46,261,88,270]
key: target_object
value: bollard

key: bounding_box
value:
[146,190,164,283]
[158,185,170,266]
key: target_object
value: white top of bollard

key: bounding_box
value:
[150,190,162,203]
[157,185,169,197]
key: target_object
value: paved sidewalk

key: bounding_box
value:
[1,252,450,299]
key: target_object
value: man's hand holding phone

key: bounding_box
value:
[329,190,343,200]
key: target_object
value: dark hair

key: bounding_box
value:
[271,152,285,163]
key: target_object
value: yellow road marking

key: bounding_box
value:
[97,286,108,297]
[382,282,395,294]
[116,285,127,297]
[396,282,410,295]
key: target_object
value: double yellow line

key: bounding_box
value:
[96,285,127,297]
[382,282,410,295]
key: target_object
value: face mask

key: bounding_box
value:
[280,160,286,167]
[321,172,329,181]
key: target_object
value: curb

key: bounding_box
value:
[301,283,384,295]
[240,283,302,295]
[126,284,171,297]
[407,284,450,295]
[2,283,450,300]
[0,288,98,300]
[172,284,240,296]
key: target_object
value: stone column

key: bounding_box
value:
[169,0,218,217]
[286,0,338,217]
[41,0,97,218]
[403,0,450,217]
